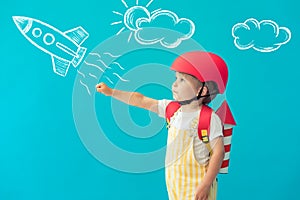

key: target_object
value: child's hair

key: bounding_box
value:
[202,81,219,104]
[182,73,219,104]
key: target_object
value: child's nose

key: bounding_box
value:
[172,80,178,88]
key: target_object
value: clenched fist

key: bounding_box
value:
[95,82,113,96]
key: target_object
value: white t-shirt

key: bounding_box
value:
[157,99,223,164]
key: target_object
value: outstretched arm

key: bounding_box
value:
[96,82,159,114]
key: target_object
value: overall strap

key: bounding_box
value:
[165,101,181,128]
[198,105,213,154]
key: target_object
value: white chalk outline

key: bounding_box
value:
[112,62,125,70]
[111,1,195,48]
[89,52,101,59]
[146,0,154,7]
[135,9,195,48]
[105,76,114,84]
[32,28,42,38]
[232,18,291,52]
[84,61,104,72]
[86,51,128,84]
[89,73,98,79]
[77,70,86,78]
[13,16,89,77]
[151,8,162,14]
[113,11,123,16]
[128,32,133,42]
[80,80,91,96]
[111,21,123,25]
[113,72,129,82]
[97,59,112,69]
[103,52,121,58]
[121,0,128,8]
[116,27,126,36]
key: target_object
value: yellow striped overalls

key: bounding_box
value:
[165,124,217,200]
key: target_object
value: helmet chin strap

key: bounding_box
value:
[177,84,216,105]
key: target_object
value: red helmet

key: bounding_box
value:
[170,51,228,94]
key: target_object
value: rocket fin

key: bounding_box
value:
[64,27,89,46]
[51,56,71,77]
[216,100,236,126]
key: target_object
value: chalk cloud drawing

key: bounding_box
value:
[13,16,89,77]
[111,0,195,48]
[232,18,291,52]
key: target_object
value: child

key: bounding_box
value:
[96,51,229,200]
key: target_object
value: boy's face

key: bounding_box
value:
[172,72,201,101]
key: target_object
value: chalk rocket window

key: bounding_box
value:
[43,33,55,45]
[32,28,42,38]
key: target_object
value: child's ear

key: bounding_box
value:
[203,86,208,96]
[197,86,208,96]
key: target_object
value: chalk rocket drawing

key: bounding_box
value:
[111,0,195,48]
[232,18,291,53]
[13,16,89,77]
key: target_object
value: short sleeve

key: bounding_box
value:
[209,112,223,141]
[157,99,172,118]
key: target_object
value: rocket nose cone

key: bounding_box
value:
[12,16,31,33]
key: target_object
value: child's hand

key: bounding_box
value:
[95,82,113,96]
[194,183,210,200]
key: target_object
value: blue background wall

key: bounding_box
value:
[1,0,299,199]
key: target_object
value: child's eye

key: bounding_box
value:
[175,76,184,82]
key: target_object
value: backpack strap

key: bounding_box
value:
[165,101,181,129]
[166,102,214,155]
[198,105,213,155]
